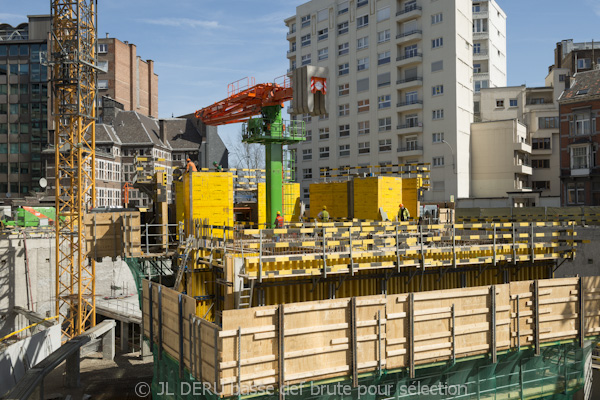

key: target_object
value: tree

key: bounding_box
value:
[227,129,265,170]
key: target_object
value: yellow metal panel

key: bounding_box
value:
[184,172,234,235]
[309,182,348,220]
[258,182,266,227]
[401,178,419,219]
[283,183,301,222]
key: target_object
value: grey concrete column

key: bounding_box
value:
[65,348,81,388]
[140,336,152,360]
[120,322,129,353]
[102,325,115,360]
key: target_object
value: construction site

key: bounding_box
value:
[1,1,600,400]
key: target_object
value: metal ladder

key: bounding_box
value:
[238,280,255,309]
[173,236,194,289]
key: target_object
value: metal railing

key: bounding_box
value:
[396,52,422,62]
[396,29,422,39]
[396,4,422,16]
[397,122,422,130]
[141,222,181,254]
[396,76,422,85]
[397,100,423,107]
[397,145,423,152]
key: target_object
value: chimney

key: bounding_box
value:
[555,42,562,69]
[565,75,571,90]
[159,119,166,144]
[105,32,109,38]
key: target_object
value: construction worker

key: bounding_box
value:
[398,203,410,222]
[186,158,197,173]
[213,161,223,172]
[317,206,330,222]
[275,211,284,228]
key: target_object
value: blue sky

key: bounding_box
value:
[2,0,600,144]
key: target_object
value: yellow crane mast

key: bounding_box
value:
[52,0,97,339]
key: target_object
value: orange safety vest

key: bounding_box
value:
[275,215,284,228]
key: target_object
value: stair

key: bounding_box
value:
[238,280,255,309]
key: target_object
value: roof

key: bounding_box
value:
[161,118,203,150]
[96,124,121,145]
[112,111,170,148]
[559,69,600,102]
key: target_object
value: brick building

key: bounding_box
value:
[558,69,600,206]
[554,39,600,76]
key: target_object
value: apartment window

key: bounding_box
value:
[433,156,445,167]
[377,95,391,109]
[532,181,550,190]
[572,114,591,135]
[532,159,550,169]
[577,58,591,69]
[338,42,349,55]
[318,48,328,61]
[473,19,488,33]
[357,0,368,8]
[318,28,328,41]
[406,136,418,150]
[358,121,370,135]
[98,60,108,72]
[433,132,444,143]
[98,43,108,53]
[301,54,311,66]
[474,80,488,92]
[339,104,350,116]
[496,99,504,108]
[301,14,311,28]
[378,51,391,65]
[303,149,312,160]
[406,114,418,127]
[305,130,312,141]
[317,127,329,140]
[358,142,370,154]
[338,21,349,35]
[303,188,310,199]
[571,146,589,169]
[357,99,370,113]
[289,23,296,34]
[559,74,566,82]
[432,37,443,49]
[567,182,585,204]
[405,91,418,104]
[355,78,369,93]
[98,80,108,89]
[338,83,349,96]
[357,15,368,29]
[404,44,418,58]
[432,85,444,96]
[432,109,444,120]
[377,72,391,87]
[339,144,351,157]
[377,7,390,22]
[339,124,350,137]
[339,62,349,76]
[431,60,443,72]
[431,13,443,24]
[532,138,551,150]
[290,60,296,71]
[338,1,349,15]
[301,34,311,47]
[473,3,481,12]
[357,36,369,50]
[510,99,518,107]
[539,116,559,129]
[357,57,369,71]
[473,63,481,73]
[379,139,392,152]
[319,147,330,159]
[377,29,390,43]
[379,117,391,132]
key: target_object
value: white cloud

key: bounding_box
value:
[586,0,600,16]
[138,17,221,29]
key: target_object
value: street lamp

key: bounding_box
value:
[442,140,456,174]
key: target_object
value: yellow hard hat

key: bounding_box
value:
[323,206,327,210]
[276,211,281,215]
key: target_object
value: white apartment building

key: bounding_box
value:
[285,0,507,206]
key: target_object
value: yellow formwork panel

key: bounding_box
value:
[283,183,301,223]
[182,172,234,235]
[174,181,184,224]
[401,178,420,219]
[258,182,266,227]
[353,177,403,221]
[309,181,349,220]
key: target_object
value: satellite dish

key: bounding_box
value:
[39,177,48,189]
[6,192,11,198]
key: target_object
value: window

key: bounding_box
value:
[357,36,369,50]
[318,28,328,41]
[98,43,108,53]
[318,48,328,61]
[473,19,488,33]
[339,124,350,137]
[301,54,311,66]
[338,21,349,35]
[339,144,351,157]
[567,182,585,204]
[357,0,368,8]
[305,130,312,141]
[572,114,590,135]
[317,9,328,22]
[357,15,368,29]
[532,159,550,169]
[377,7,390,22]
[338,42,349,55]
[289,23,296,34]
[406,136,418,151]
[338,104,350,116]
[377,72,391,87]
[432,37,443,48]
[379,117,391,132]
[539,116,559,129]
[319,127,330,140]
[578,58,591,69]
[404,44,418,58]
[473,43,481,54]
[319,147,330,159]
[474,80,488,92]
[301,34,311,47]
[290,60,296,71]
[338,83,349,96]
[559,74,566,82]
[431,13,443,24]
[378,51,391,65]
[379,139,392,152]
[301,14,311,28]
[338,1,349,14]
[473,63,481,73]
[510,99,518,107]
[358,142,370,154]
[473,3,481,12]
[378,95,391,109]
[496,99,504,108]
[357,77,369,92]
[571,147,589,169]
[431,60,443,72]
[303,188,310,199]
[358,121,370,135]
[377,29,390,43]
[433,156,444,167]
[357,57,369,71]
[405,91,418,104]
[532,138,551,150]
[338,63,349,76]
[357,99,370,113]
[433,132,444,143]
[406,114,419,127]
[532,181,550,190]
[303,149,312,160]
[98,60,108,72]
[432,109,444,120]
[432,85,444,96]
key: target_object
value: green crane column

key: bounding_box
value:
[263,106,284,228]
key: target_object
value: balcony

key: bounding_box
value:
[397,99,423,112]
[473,49,488,59]
[396,53,422,67]
[532,147,552,156]
[397,145,423,157]
[473,31,488,40]
[572,168,591,177]
[286,30,296,40]
[396,29,422,44]
[396,76,422,90]
[397,123,423,135]
[472,8,488,18]
[474,72,489,81]
[513,142,532,153]
[396,4,422,21]
[514,164,533,175]
[286,49,296,58]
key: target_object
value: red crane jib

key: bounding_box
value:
[195,83,293,126]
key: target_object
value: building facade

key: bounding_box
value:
[285,0,507,206]
[553,39,600,76]
[558,69,600,206]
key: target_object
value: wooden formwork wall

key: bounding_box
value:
[84,211,141,259]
